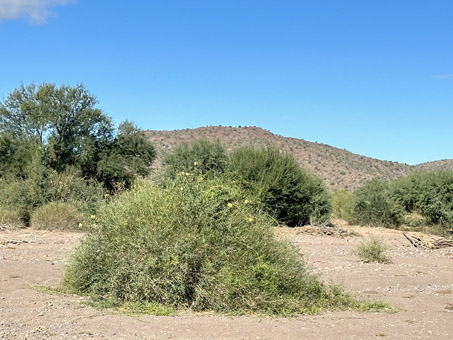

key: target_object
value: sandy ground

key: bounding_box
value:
[1,224,452,340]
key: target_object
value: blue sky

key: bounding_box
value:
[0,0,452,165]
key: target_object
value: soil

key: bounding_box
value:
[1,223,452,340]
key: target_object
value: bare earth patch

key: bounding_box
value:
[1,224,452,340]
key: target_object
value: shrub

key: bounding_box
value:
[331,189,353,220]
[349,178,402,227]
[0,165,104,226]
[0,176,48,226]
[0,207,25,229]
[47,168,105,215]
[162,139,227,179]
[227,146,331,227]
[64,175,358,316]
[391,170,453,228]
[31,202,83,231]
[355,238,391,263]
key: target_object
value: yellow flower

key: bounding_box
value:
[90,215,96,219]
[78,223,83,228]
[227,203,233,208]
[244,199,250,204]
[248,217,254,222]
[194,161,199,166]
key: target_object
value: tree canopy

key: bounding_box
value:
[0,83,155,190]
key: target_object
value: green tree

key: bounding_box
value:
[1,83,156,190]
[0,83,113,172]
[97,121,156,190]
[0,133,39,178]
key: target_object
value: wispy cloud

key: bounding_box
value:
[433,73,453,80]
[0,0,75,24]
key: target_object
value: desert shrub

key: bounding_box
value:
[47,168,105,215]
[349,178,402,227]
[0,207,25,229]
[0,176,48,225]
[402,212,427,228]
[0,164,104,226]
[31,202,83,231]
[64,175,359,316]
[355,238,391,263]
[331,189,353,220]
[162,139,227,179]
[391,170,453,228]
[227,146,331,227]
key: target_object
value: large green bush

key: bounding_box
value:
[162,139,227,179]
[64,175,358,315]
[31,202,83,231]
[47,168,105,216]
[349,178,402,227]
[0,207,24,229]
[227,146,331,227]
[0,163,104,226]
[391,170,453,228]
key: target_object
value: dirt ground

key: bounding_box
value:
[1,223,452,340]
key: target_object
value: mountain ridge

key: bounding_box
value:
[145,126,453,190]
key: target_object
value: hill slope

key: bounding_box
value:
[145,126,452,190]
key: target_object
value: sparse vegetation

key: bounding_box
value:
[355,238,391,264]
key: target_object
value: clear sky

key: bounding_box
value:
[0,0,452,165]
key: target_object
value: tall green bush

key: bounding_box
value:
[392,170,453,228]
[162,139,227,179]
[31,202,83,231]
[349,178,402,227]
[64,175,357,315]
[0,207,24,229]
[227,146,331,227]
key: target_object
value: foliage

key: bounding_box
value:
[0,83,113,171]
[0,152,50,225]
[96,121,156,191]
[0,207,25,229]
[0,133,40,179]
[331,189,353,220]
[46,168,105,215]
[162,139,227,179]
[349,178,402,227]
[0,83,155,190]
[31,202,83,231]
[0,154,104,226]
[355,238,391,264]
[391,170,453,228]
[64,175,359,316]
[226,146,331,227]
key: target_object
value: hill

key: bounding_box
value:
[145,126,452,190]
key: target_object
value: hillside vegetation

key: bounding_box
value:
[146,126,453,190]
